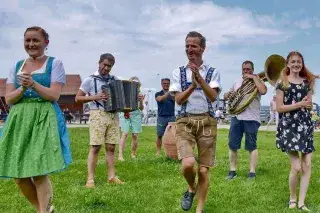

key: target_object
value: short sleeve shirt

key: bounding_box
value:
[155,90,175,116]
[79,71,119,110]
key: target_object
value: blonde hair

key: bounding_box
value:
[129,76,141,88]
[280,51,316,92]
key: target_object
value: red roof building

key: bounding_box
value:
[0,75,83,113]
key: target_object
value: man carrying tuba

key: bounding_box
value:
[224,61,267,180]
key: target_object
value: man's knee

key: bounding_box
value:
[245,135,257,151]
[90,145,102,154]
[229,139,241,150]
[245,142,257,151]
[248,148,258,153]
[198,166,209,176]
[228,132,242,150]
[229,149,238,156]
[132,133,138,140]
[106,144,116,152]
[182,157,195,171]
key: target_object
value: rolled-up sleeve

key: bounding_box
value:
[169,68,182,94]
[209,68,222,93]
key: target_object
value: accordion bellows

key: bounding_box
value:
[101,80,139,112]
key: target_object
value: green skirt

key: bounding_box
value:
[0,98,66,178]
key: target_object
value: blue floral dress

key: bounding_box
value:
[276,80,315,153]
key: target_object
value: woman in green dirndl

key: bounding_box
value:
[0,26,72,213]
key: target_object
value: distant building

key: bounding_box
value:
[0,74,83,113]
[58,74,83,112]
[260,105,270,124]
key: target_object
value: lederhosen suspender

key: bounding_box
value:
[178,66,215,117]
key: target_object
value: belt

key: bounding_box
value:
[186,112,210,117]
[177,112,212,119]
[91,109,116,114]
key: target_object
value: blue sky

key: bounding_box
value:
[1,0,320,109]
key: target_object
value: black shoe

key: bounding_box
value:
[226,171,237,180]
[298,205,310,211]
[248,172,256,179]
[181,191,196,211]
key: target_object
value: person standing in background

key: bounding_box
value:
[155,78,175,156]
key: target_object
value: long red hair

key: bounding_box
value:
[280,51,316,92]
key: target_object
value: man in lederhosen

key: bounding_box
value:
[169,31,221,213]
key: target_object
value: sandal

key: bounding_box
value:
[46,197,54,213]
[85,179,95,188]
[288,200,297,209]
[47,205,54,213]
[298,205,310,212]
[108,176,125,185]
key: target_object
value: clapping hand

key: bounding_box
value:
[188,62,200,88]
[18,73,34,88]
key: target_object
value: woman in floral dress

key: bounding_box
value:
[275,51,316,212]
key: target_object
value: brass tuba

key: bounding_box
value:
[227,54,286,115]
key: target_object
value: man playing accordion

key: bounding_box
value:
[75,53,124,188]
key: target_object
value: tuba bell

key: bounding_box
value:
[227,54,286,115]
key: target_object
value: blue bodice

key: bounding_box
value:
[14,57,54,99]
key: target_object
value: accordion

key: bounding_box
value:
[101,80,139,112]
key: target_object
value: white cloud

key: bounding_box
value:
[0,0,297,108]
[294,19,312,29]
[314,17,320,28]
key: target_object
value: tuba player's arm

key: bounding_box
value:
[243,74,267,95]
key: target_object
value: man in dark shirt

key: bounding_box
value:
[155,78,176,156]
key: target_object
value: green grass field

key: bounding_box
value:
[0,127,319,213]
